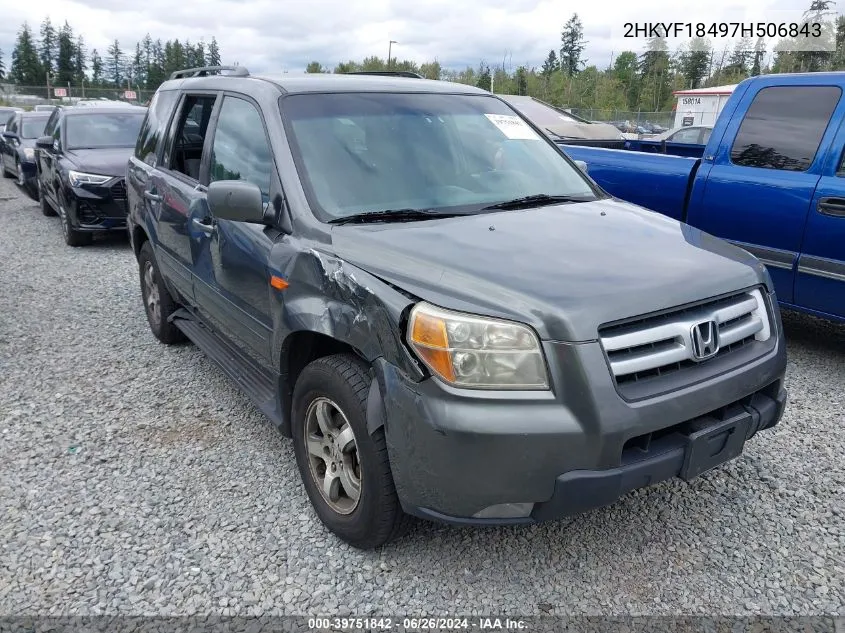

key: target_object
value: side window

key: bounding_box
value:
[163,94,217,181]
[209,96,273,201]
[669,127,702,144]
[701,128,712,144]
[44,109,59,136]
[7,117,17,134]
[135,90,179,167]
[731,86,841,172]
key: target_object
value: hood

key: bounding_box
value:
[65,147,134,178]
[330,199,767,342]
[547,120,622,140]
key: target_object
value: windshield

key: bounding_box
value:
[281,92,598,222]
[65,112,145,149]
[22,117,49,139]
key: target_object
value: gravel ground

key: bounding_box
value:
[0,175,843,617]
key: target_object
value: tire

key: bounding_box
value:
[291,354,411,549]
[38,180,56,217]
[57,195,92,247]
[2,160,13,178]
[16,160,26,189]
[138,241,185,344]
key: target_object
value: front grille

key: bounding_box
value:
[110,178,126,201]
[599,288,771,387]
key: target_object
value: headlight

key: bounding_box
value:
[407,302,548,390]
[23,148,35,160]
[68,170,112,187]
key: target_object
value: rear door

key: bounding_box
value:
[690,84,842,303]
[149,92,220,303]
[191,93,277,365]
[795,115,845,320]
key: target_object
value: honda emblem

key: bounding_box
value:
[690,320,719,361]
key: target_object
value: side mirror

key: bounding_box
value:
[35,136,54,150]
[574,159,588,174]
[2,131,16,140]
[207,180,266,224]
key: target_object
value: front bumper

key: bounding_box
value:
[67,179,128,232]
[376,292,787,524]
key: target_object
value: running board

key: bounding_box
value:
[171,309,286,430]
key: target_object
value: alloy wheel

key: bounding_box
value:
[303,397,362,514]
[143,261,161,325]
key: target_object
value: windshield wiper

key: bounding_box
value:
[480,194,592,211]
[328,208,462,225]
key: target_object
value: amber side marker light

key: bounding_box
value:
[408,309,457,382]
[270,276,289,290]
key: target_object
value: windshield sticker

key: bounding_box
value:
[484,114,541,140]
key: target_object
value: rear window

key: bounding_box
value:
[66,112,146,150]
[135,90,179,166]
[730,86,841,172]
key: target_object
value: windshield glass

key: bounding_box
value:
[66,112,145,149]
[22,117,49,139]
[281,92,598,221]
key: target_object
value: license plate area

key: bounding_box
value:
[680,411,751,481]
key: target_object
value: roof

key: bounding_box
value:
[63,106,147,116]
[172,72,489,95]
[20,111,51,118]
[673,84,737,96]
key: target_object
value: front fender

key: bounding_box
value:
[272,247,425,381]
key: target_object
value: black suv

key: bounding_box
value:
[35,105,146,246]
[127,66,786,549]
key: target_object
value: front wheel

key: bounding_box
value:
[138,241,185,344]
[58,198,92,247]
[292,354,411,549]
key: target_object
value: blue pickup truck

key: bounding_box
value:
[564,72,845,323]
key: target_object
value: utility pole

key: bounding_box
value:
[388,40,397,69]
[46,71,52,101]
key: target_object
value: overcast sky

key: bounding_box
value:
[0,0,827,76]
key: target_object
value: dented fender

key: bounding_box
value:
[269,246,426,383]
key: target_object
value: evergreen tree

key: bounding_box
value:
[55,21,75,86]
[39,17,57,77]
[74,35,87,85]
[90,48,103,85]
[560,14,586,76]
[613,51,639,109]
[475,62,491,91]
[131,41,145,86]
[10,23,42,85]
[541,49,558,78]
[678,38,711,89]
[207,37,221,66]
[305,61,326,73]
[515,66,528,95]
[194,41,205,68]
[750,38,766,76]
[638,35,671,111]
[106,39,125,86]
[724,37,752,76]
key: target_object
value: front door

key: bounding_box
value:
[191,94,277,367]
[690,85,842,303]
[152,93,220,303]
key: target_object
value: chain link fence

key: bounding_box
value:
[0,84,155,108]
[569,109,676,133]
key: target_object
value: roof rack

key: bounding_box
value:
[170,65,250,80]
[344,71,424,79]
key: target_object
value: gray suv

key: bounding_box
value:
[126,66,787,548]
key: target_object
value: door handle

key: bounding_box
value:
[192,217,216,234]
[817,197,845,218]
[143,190,162,203]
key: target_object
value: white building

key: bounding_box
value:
[673,84,737,128]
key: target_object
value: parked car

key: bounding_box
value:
[564,72,845,324]
[0,111,51,198]
[35,105,146,246]
[498,95,625,146]
[127,66,786,549]
[0,106,24,133]
[654,125,713,144]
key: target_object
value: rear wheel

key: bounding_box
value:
[16,160,25,188]
[138,241,185,344]
[292,354,411,549]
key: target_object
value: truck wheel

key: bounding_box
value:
[38,181,56,217]
[138,241,185,344]
[291,354,411,549]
